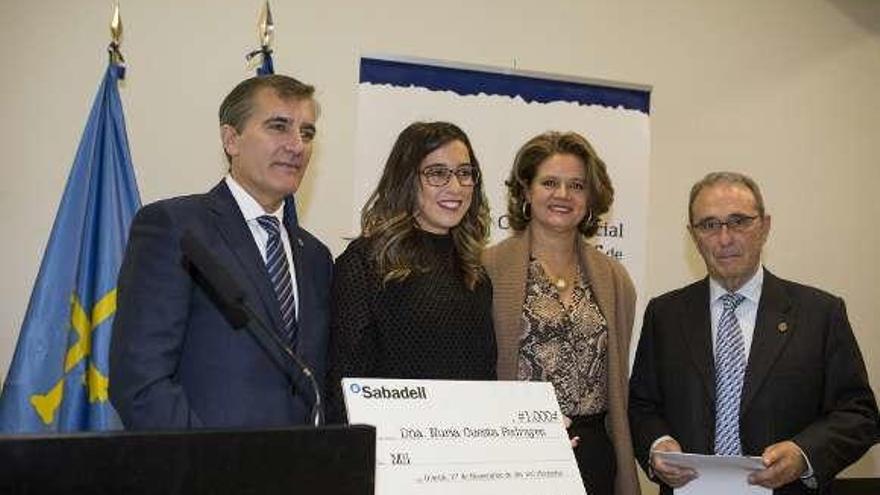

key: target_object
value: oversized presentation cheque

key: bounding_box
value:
[342,378,586,494]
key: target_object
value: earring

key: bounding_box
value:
[582,210,594,227]
[521,201,532,221]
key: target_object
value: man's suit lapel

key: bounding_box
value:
[206,182,285,334]
[741,269,794,416]
[681,279,716,408]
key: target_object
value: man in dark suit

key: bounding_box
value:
[109,75,332,429]
[629,171,878,493]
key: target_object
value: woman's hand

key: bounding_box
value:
[563,415,581,448]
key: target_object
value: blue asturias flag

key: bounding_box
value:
[0,60,140,433]
[257,47,274,76]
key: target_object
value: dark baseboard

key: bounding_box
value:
[832,478,880,495]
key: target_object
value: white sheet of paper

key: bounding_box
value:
[652,451,770,495]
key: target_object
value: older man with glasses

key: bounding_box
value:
[629,171,878,494]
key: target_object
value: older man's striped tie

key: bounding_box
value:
[714,292,746,455]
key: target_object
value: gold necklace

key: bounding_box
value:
[532,244,578,292]
[554,276,567,290]
[538,261,571,291]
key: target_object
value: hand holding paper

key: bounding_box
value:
[747,440,808,489]
[650,438,698,488]
[652,451,769,495]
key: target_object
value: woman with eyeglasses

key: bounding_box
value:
[483,131,640,495]
[325,121,496,423]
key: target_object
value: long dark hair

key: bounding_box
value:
[360,122,490,289]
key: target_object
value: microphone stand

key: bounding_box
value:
[180,231,324,427]
[240,304,324,427]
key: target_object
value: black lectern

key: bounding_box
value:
[0,424,375,494]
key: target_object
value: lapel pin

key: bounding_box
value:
[778,322,788,333]
[297,237,304,247]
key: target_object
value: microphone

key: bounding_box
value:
[180,230,324,426]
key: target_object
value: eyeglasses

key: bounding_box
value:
[420,165,479,187]
[691,214,760,235]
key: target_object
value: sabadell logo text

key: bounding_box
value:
[349,383,428,400]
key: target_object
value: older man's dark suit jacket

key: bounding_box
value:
[629,269,878,494]
[109,181,332,430]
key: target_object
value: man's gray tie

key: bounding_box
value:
[714,292,746,455]
[256,215,297,346]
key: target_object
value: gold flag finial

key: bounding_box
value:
[109,1,125,65]
[258,1,275,49]
[110,1,123,46]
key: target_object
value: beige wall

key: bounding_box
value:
[1,0,878,486]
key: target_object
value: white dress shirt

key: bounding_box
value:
[224,175,299,319]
